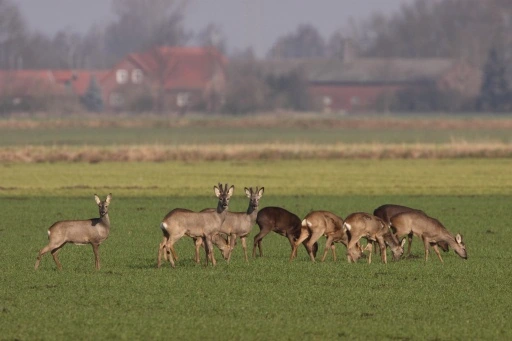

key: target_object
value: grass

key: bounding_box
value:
[1,159,512,340]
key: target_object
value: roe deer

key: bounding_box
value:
[252,206,318,258]
[290,210,362,263]
[158,183,234,268]
[34,193,112,270]
[157,208,230,266]
[344,212,405,264]
[389,211,467,263]
[373,204,449,256]
[218,187,264,262]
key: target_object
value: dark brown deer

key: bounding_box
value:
[344,212,405,264]
[35,193,112,270]
[389,211,467,263]
[289,210,362,263]
[252,206,318,258]
[158,183,234,268]
[373,204,449,256]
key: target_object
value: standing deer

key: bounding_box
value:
[344,212,405,264]
[252,206,318,258]
[290,210,362,263]
[34,193,112,270]
[389,211,467,263]
[158,183,234,268]
[373,204,449,256]
[158,208,231,266]
[219,187,264,262]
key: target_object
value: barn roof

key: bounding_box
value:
[107,46,227,91]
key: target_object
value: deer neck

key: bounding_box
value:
[98,213,110,229]
[216,202,228,221]
[246,204,259,221]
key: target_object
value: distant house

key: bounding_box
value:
[99,46,227,112]
[0,46,227,113]
[260,58,482,113]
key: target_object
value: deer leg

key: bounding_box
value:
[407,233,414,257]
[305,230,323,262]
[194,237,202,264]
[363,242,373,264]
[290,228,310,261]
[205,235,216,266]
[253,229,270,258]
[228,234,237,263]
[422,237,430,262]
[240,236,249,262]
[51,247,64,270]
[35,244,53,270]
[157,236,169,268]
[321,235,334,262]
[432,243,444,263]
[377,237,387,264]
[91,243,101,270]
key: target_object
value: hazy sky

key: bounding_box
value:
[14,0,414,57]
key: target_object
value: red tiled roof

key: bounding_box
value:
[0,70,109,97]
[125,46,226,90]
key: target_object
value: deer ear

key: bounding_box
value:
[227,185,234,197]
[94,194,101,205]
[106,193,112,204]
[214,186,221,198]
[244,187,251,198]
[400,238,406,247]
[456,234,462,244]
[258,187,264,196]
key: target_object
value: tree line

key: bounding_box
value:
[0,0,511,113]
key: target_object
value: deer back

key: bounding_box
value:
[256,206,301,237]
[373,204,425,224]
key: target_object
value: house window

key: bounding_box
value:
[116,69,128,84]
[131,69,143,84]
[109,92,124,107]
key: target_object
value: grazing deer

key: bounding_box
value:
[158,183,234,268]
[158,208,231,266]
[252,206,318,258]
[389,211,467,263]
[344,212,405,264]
[34,193,112,270]
[374,204,449,256]
[290,210,362,263]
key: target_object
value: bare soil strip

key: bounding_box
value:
[2,143,512,162]
[2,115,512,130]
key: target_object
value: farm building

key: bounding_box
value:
[100,46,227,113]
[0,46,227,113]
[260,57,482,113]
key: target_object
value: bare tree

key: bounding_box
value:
[0,0,28,69]
[104,0,191,64]
[267,23,326,59]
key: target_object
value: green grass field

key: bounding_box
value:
[1,159,512,340]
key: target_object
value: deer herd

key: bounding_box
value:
[34,184,467,270]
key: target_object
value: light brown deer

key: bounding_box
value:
[389,211,467,263]
[252,206,318,258]
[290,210,362,263]
[35,193,112,270]
[373,204,449,256]
[158,183,234,268]
[218,187,264,262]
[344,212,405,264]
[158,208,231,266]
